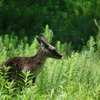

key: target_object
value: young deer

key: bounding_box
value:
[0,35,62,83]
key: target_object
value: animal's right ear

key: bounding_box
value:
[36,37,41,45]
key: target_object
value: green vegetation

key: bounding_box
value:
[0,0,100,49]
[0,0,100,99]
[0,24,100,99]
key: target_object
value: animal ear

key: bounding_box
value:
[39,35,48,44]
[36,37,41,45]
[36,36,44,47]
[39,35,49,47]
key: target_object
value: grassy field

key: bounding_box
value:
[0,30,100,100]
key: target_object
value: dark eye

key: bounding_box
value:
[45,44,49,48]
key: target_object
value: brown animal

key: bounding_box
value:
[0,35,62,83]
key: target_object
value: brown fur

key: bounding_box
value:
[0,35,62,83]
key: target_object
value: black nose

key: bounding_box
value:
[59,55,62,59]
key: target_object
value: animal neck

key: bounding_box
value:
[35,48,47,64]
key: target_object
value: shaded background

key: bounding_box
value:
[0,0,100,50]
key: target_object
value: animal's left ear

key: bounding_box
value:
[36,37,41,45]
[39,35,48,44]
[39,35,49,47]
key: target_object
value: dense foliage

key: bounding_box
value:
[0,0,100,99]
[0,0,100,49]
[0,25,100,99]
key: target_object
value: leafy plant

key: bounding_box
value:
[0,27,100,99]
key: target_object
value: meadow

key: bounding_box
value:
[0,26,100,100]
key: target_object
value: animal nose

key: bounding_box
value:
[59,55,62,59]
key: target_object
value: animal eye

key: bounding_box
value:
[53,48,56,51]
[45,44,49,48]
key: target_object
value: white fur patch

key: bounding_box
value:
[22,65,29,71]
[49,44,56,49]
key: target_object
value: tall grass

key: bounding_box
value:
[0,26,100,100]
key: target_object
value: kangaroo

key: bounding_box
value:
[0,35,62,84]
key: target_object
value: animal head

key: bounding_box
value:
[36,35,62,59]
